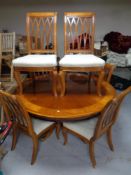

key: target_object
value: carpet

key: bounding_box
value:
[111,75,131,90]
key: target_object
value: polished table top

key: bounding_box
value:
[17,81,116,121]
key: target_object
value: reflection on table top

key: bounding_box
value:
[17,81,116,121]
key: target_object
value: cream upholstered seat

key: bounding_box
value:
[59,12,105,96]
[31,118,55,135]
[59,54,105,67]
[62,86,131,167]
[13,54,57,67]
[63,117,97,139]
[13,12,58,96]
[0,90,56,165]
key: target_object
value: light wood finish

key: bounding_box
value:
[62,86,131,167]
[104,63,116,82]
[59,67,105,96]
[59,12,104,96]
[91,63,116,91]
[17,81,116,121]
[14,67,58,96]
[0,32,15,81]
[0,90,56,164]
[64,12,95,54]
[26,12,57,54]
[14,12,57,96]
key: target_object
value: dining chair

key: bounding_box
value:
[0,32,15,81]
[90,63,116,92]
[13,12,58,96]
[62,86,131,167]
[59,12,105,96]
[103,63,116,82]
[0,90,56,164]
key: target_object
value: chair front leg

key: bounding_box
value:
[59,71,66,97]
[89,140,96,168]
[96,70,104,96]
[11,123,19,150]
[31,134,39,165]
[107,127,114,151]
[51,70,58,97]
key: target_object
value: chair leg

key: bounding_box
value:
[51,70,58,97]
[107,127,114,151]
[62,127,68,145]
[31,135,39,165]
[0,58,2,79]
[89,140,96,168]
[11,124,19,150]
[10,63,13,81]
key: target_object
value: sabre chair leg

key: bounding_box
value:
[96,70,104,96]
[89,140,96,168]
[31,135,39,165]
[11,124,19,150]
[59,71,66,97]
[107,127,114,151]
[52,70,58,97]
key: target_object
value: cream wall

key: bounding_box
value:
[0,0,131,57]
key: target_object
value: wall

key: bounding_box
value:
[0,0,131,57]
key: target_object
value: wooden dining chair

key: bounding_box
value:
[0,90,56,164]
[90,63,116,92]
[59,12,105,96]
[0,32,15,81]
[13,12,58,96]
[62,86,131,167]
[103,63,116,82]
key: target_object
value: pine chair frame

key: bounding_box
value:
[59,12,105,96]
[0,90,56,164]
[104,63,116,82]
[13,12,58,96]
[90,63,116,91]
[62,86,131,167]
[0,32,15,81]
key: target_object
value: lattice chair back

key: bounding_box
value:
[0,90,34,135]
[26,12,57,54]
[64,12,95,54]
[94,86,131,140]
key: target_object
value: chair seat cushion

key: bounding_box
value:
[59,54,105,67]
[12,54,57,67]
[32,118,55,135]
[63,117,97,139]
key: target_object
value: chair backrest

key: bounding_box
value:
[93,86,131,140]
[0,90,34,135]
[0,32,15,57]
[104,63,116,82]
[26,12,57,54]
[64,12,95,54]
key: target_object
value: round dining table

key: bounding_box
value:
[17,81,116,121]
